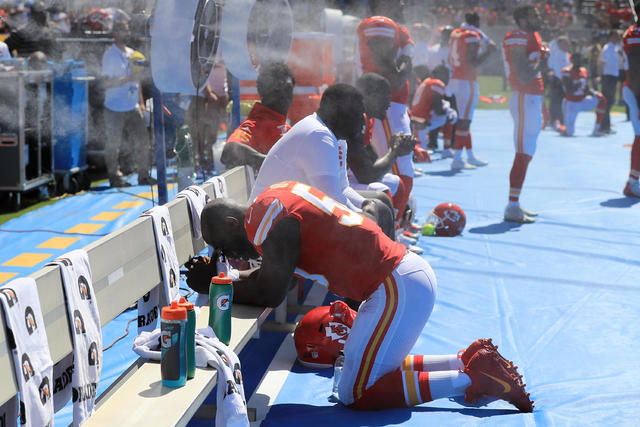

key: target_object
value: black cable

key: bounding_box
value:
[103,317,136,351]
[0,228,108,236]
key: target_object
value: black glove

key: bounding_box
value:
[184,255,218,294]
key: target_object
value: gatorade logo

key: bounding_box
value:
[25,306,37,334]
[73,310,86,334]
[216,294,230,311]
[22,353,34,382]
[161,330,172,348]
[39,377,51,405]
[88,342,99,367]
[78,275,91,300]
[0,287,18,307]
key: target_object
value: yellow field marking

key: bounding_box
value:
[91,211,125,221]
[0,272,17,284]
[3,253,52,267]
[65,223,105,234]
[113,200,146,209]
[137,192,154,199]
[37,237,80,249]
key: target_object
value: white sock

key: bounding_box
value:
[508,200,519,208]
[428,371,472,400]
[467,148,475,159]
[419,355,464,372]
[454,149,463,161]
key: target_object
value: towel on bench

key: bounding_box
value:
[207,176,229,199]
[176,185,210,240]
[49,249,102,424]
[138,205,181,334]
[132,326,248,427]
[0,278,54,426]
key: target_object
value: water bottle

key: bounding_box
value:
[209,272,233,345]
[332,350,345,399]
[160,301,187,387]
[178,297,196,379]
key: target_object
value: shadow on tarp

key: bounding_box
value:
[468,222,524,234]
[262,402,520,427]
[600,197,640,208]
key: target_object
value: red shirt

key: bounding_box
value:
[502,29,544,95]
[245,181,406,301]
[622,24,640,88]
[561,66,588,102]
[357,16,414,104]
[226,103,290,154]
[449,28,481,81]
[363,115,374,147]
[410,78,446,123]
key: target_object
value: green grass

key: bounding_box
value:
[0,194,63,226]
[477,75,626,114]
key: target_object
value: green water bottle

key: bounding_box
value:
[178,297,196,379]
[209,272,233,345]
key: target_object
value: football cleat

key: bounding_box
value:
[467,156,488,167]
[451,158,476,171]
[623,181,640,198]
[464,348,534,412]
[519,206,538,217]
[407,244,424,254]
[441,148,454,159]
[458,338,499,366]
[504,205,535,223]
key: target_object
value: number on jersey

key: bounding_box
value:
[291,183,364,227]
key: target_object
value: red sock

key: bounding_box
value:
[442,123,454,147]
[350,369,433,410]
[392,175,413,222]
[631,136,640,181]
[595,93,607,125]
[454,129,471,150]
[509,153,531,203]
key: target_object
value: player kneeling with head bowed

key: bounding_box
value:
[200,181,533,412]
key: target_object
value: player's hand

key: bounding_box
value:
[390,132,417,156]
[184,255,217,294]
[361,199,395,239]
[413,145,431,163]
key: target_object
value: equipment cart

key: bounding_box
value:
[0,69,55,210]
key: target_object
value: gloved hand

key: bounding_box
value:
[413,145,431,163]
[446,108,458,125]
[184,255,217,294]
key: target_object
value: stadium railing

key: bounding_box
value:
[0,166,271,425]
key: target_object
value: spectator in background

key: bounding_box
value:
[0,39,9,58]
[426,25,453,74]
[101,20,154,187]
[588,34,603,89]
[4,2,59,60]
[186,50,229,172]
[221,62,295,171]
[548,35,571,129]
[599,30,623,133]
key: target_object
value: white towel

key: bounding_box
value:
[206,176,229,199]
[131,326,248,427]
[49,249,102,424]
[138,206,181,334]
[0,278,54,426]
[176,185,210,240]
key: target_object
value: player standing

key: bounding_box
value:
[621,4,640,198]
[502,5,545,223]
[357,11,416,228]
[448,12,497,170]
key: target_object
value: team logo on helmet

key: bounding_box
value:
[426,202,466,236]
[73,310,86,334]
[78,275,91,300]
[0,288,18,307]
[39,377,51,405]
[22,353,34,382]
[88,342,99,367]
[24,306,37,335]
[324,321,350,344]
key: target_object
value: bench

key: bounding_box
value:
[0,166,272,425]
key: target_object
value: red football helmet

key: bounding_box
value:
[86,9,113,32]
[294,300,356,369]
[425,202,466,236]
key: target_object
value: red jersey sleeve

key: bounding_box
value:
[410,78,445,122]
[622,25,640,87]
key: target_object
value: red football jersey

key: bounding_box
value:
[226,102,290,154]
[449,28,481,81]
[357,16,414,104]
[410,78,446,123]
[245,181,406,301]
[502,29,544,95]
[622,24,640,88]
[561,66,588,102]
[363,115,374,147]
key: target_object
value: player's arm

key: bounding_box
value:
[221,141,266,171]
[467,39,496,67]
[348,132,415,184]
[509,45,541,84]
[431,91,445,115]
[231,218,300,308]
[368,38,411,91]
[561,73,578,94]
